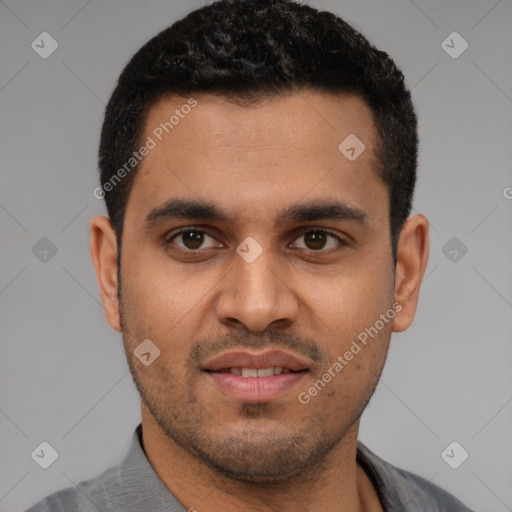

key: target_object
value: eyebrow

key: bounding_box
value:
[144,197,368,228]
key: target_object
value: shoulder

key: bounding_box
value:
[24,423,185,512]
[357,441,477,511]
[24,468,114,512]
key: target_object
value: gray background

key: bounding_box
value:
[1,0,511,511]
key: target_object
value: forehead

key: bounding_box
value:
[125,91,385,226]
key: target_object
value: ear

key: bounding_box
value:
[392,214,429,332]
[90,215,121,332]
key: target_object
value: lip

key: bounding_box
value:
[201,349,310,372]
[206,371,307,402]
[201,349,310,402]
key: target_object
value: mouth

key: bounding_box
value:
[209,366,302,377]
[201,349,310,402]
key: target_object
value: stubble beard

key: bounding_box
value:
[118,289,386,484]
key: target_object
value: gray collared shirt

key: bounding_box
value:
[25,423,475,511]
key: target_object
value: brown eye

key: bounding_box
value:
[181,230,205,249]
[167,229,219,251]
[291,229,344,253]
[304,231,328,250]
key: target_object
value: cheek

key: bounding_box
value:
[308,265,393,329]
[122,248,205,316]
[301,258,394,388]
[310,315,393,413]
[120,249,224,357]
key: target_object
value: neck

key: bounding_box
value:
[140,403,382,512]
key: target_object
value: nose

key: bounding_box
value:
[215,245,299,333]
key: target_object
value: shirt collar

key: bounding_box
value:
[114,423,187,511]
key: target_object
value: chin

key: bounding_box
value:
[185,427,341,484]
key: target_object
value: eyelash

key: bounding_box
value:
[164,227,348,256]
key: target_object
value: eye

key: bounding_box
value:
[165,227,347,255]
[166,229,221,251]
[290,229,346,253]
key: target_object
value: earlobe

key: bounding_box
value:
[90,215,122,332]
[392,214,429,333]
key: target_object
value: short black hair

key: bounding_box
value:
[98,0,418,260]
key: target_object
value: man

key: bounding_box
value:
[26,0,475,510]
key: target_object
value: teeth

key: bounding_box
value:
[257,367,274,377]
[229,367,290,377]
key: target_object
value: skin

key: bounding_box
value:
[90,91,429,512]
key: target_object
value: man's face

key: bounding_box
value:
[118,92,396,481]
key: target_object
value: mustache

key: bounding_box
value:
[189,329,324,366]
